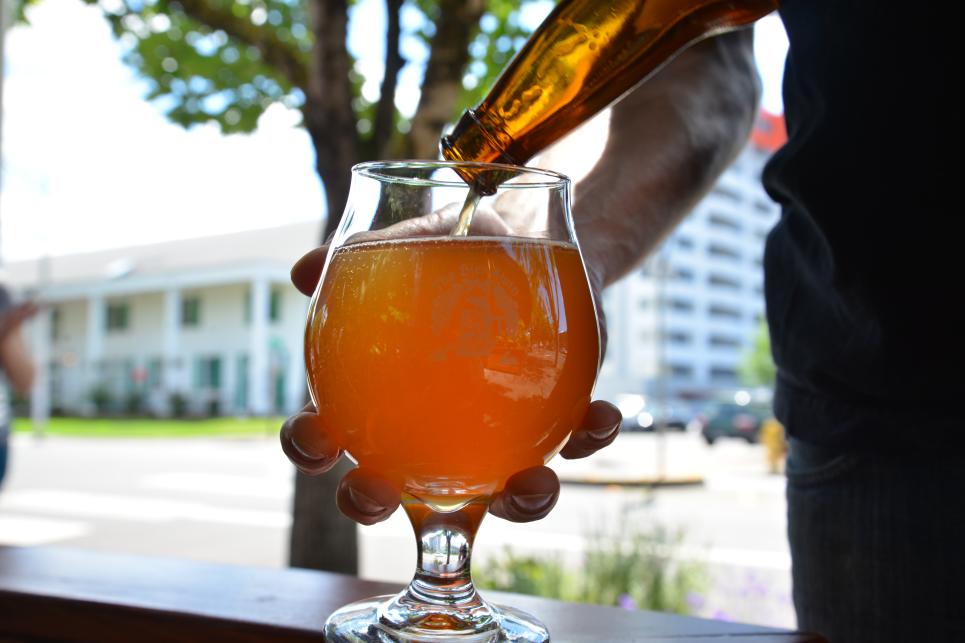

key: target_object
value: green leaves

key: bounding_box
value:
[11,0,45,23]
[458,0,536,111]
[18,0,544,152]
[739,318,776,388]
[84,0,308,133]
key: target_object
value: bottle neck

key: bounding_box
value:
[441,108,523,167]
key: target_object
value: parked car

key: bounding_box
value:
[621,401,691,433]
[697,401,771,444]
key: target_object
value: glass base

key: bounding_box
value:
[324,594,550,642]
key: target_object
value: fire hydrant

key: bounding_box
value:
[760,417,786,474]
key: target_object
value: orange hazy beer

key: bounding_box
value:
[306,236,599,505]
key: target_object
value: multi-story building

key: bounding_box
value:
[596,112,785,411]
[5,222,322,418]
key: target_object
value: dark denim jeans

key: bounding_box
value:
[787,438,965,642]
[0,439,7,489]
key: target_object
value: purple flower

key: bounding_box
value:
[617,593,636,610]
[712,609,732,622]
[685,592,705,610]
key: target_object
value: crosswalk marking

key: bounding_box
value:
[0,514,91,546]
[139,472,293,499]
[0,489,291,528]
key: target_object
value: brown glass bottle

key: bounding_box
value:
[442,0,777,174]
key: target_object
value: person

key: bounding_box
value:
[760,416,786,475]
[283,2,959,640]
[0,285,38,489]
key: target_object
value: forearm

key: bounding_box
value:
[572,30,761,290]
[1,328,36,395]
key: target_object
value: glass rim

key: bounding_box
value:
[352,160,571,190]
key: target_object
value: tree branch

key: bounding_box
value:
[368,0,404,159]
[404,0,485,159]
[166,0,308,90]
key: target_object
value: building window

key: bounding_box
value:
[105,302,129,332]
[243,290,252,324]
[754,199,774,214]
[666,331,692,345]
[707,274,742,290]
[50,307,62,340]
[676,236,695,250]
[235,354,249,411]
[713,185,741,203]
[708,304,741,320]
[123,358,138,395]
[708,213,741,233]
[671,267,695,282]
[269,288,282,322]
[707,243,741,262]
[666,298,695,313]
[182,296,201,327]
[710,366,737,381]
[708,335,742,349]
[195,356,223,390]
[146,358,163,389]
[669,364,694,379]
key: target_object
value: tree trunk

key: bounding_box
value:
[304,0,359,243]
[289,460,358,573]
[404,0,486,159]
[289,0,486,574]
[290,0,360,573]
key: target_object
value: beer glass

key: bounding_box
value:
[306,161,599,642]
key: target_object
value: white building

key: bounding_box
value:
[5,222,323,418]
[596,113,784,408]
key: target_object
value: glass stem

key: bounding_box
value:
[402,495,489,608]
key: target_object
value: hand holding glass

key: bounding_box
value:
[302,161,601,641]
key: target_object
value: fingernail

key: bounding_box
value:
[290,437,322,462]
[348,487,387,516]
[588,423,619,440]
[510,493,554,514]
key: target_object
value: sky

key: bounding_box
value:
[0,0,788,264]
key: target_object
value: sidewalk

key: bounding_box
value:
[551,431,708,487]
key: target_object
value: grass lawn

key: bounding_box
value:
[12,416,285,438]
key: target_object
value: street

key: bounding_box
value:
[0,430,794,627]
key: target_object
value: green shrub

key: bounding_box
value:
[476,549,574,602]
[89,385,113,415]
[124,390,146,415]
[168,392,188,418]
[475,516,707,614]
[580,522,706,614]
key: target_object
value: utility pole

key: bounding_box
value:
[653,250,670,483]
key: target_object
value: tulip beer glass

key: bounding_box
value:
[306,161,599,642]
